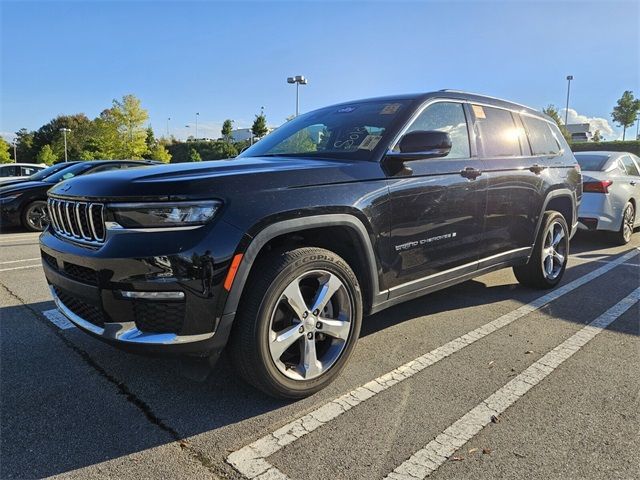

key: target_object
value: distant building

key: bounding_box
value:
[229,127,276,142]
[566,123,593,142]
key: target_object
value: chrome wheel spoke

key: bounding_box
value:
[310,273,342,313]
[553,251,565,265]
[302,336,322,378]
[281,279,308,321]
[552,228,565,247]
[318,317,350,341]
[270,323,304,360]
[544,255,553,276]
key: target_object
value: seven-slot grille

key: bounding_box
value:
[48,198,106,243]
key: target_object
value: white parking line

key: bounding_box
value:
[0,264,42,273]
[385,287,640,480]
[43,309,76,330]
[0,258,40,265]
[226,248,640,480]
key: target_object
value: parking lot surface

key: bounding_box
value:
[1,230,638,480]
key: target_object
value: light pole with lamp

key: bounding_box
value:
[167,117,171,137]
[60,128,71,162]
[12,139,17,162]
[564,75,573,127]
[287,75,308,117]
[195,112,199,140]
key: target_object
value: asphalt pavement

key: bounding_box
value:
[0,229,638,480]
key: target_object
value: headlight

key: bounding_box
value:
[108,201,222,228]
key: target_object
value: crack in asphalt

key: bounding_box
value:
[0,281,226,479]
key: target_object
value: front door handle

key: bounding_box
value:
[631,181,637,186]
[460,167,482,180]
[529,164,547,174]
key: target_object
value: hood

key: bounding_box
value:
[48,156,381,201]
[0,180,50,196]
[0,177,31,187]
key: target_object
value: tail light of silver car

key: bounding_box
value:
[582,180,613,194]
[48,198,105,243]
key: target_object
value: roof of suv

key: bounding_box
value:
[332,90,546,121]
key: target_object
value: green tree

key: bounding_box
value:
[189,148,202,162]
[611,90,640,141]
[33,114,92,160]
[104,94,150,158]
[542,105,571,142]
[0,138,12,164]
[14,128,35,163]
[145,126,156,153]
[592,129,602,142]
[149,143,172,163]
[221,119,234,142]
[251,109,268,139]
[36,144,58,165]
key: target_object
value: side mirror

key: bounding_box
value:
[387,130,452,161]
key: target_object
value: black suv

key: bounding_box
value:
[40,91,581,398]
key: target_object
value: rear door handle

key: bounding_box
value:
[460,167,482,180]
[529,164,546,174]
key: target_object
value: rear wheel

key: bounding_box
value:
[513,211,569,289]
[228,247,362,399]
[611,202,635,245]
[22,200,49,232]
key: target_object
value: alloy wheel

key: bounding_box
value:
[541,221,567,281]
[623,205,634,243]
[27,204,49,231]
[268,270,352,381]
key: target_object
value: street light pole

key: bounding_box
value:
[60,128,71,162]
[12,140,17,162]
[167,117,171,137]
[195,112,199,140]
[564,75,573,127]
[287,75,308,116]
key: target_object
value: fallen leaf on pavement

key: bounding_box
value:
[525,350,534,354]
[468,448,479,454]
[450,456,464,461]
[488,361,495,368]
[483,448,492,455]
[491,415,500,423]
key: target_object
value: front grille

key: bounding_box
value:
[63,262,99,286]
[53,286,106,328]
[48,198,105,244]
[133,300,185,334]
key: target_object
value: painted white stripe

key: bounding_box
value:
[0,264,41,273]
[0,232,40,239]
[0,257,40,265]
[570,258,640,268]
[0,240,40,245]
[385,287,640,480]
[43,309,76,330]
[227,248,639,480]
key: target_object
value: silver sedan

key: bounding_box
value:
[576,151,640,244]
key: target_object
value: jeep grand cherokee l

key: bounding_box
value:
[40,91,581,398]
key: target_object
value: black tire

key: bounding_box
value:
[228,247,363,399]
[611,202,635,246]
[513,211,569,289]
[21,200,49,232]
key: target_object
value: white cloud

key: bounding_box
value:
[559,108,616,140]
[0,131,17,143]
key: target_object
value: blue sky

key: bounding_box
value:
[1,0,638,141]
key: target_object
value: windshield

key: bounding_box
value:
[45,162,95,183]
[29,162,76,181]
[239,100,413,161]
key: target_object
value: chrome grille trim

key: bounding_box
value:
[48,198,105,245]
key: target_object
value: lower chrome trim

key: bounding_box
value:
[50,286,214,345]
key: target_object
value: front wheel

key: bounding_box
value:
[22,200,49,232]
[228,247,363,399]
[513,211,569,289]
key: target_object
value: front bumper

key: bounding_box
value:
[40,219,245,357]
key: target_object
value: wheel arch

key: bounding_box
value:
[534,189,577,241]
[222,214,381,317]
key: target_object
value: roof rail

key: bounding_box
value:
[437,89,534,111]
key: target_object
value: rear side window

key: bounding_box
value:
[403,102,470,159]
[522,116,560,155]
[621,155,640,176]
[0,165,19,177]
[473,105,521,157]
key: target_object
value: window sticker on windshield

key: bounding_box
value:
[380,103,401,115]
[472,105,486,119]
[358,135,382,150]
[337,106,357,113]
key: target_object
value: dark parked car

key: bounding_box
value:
[40,91,581,398]
[1,160,158,231]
